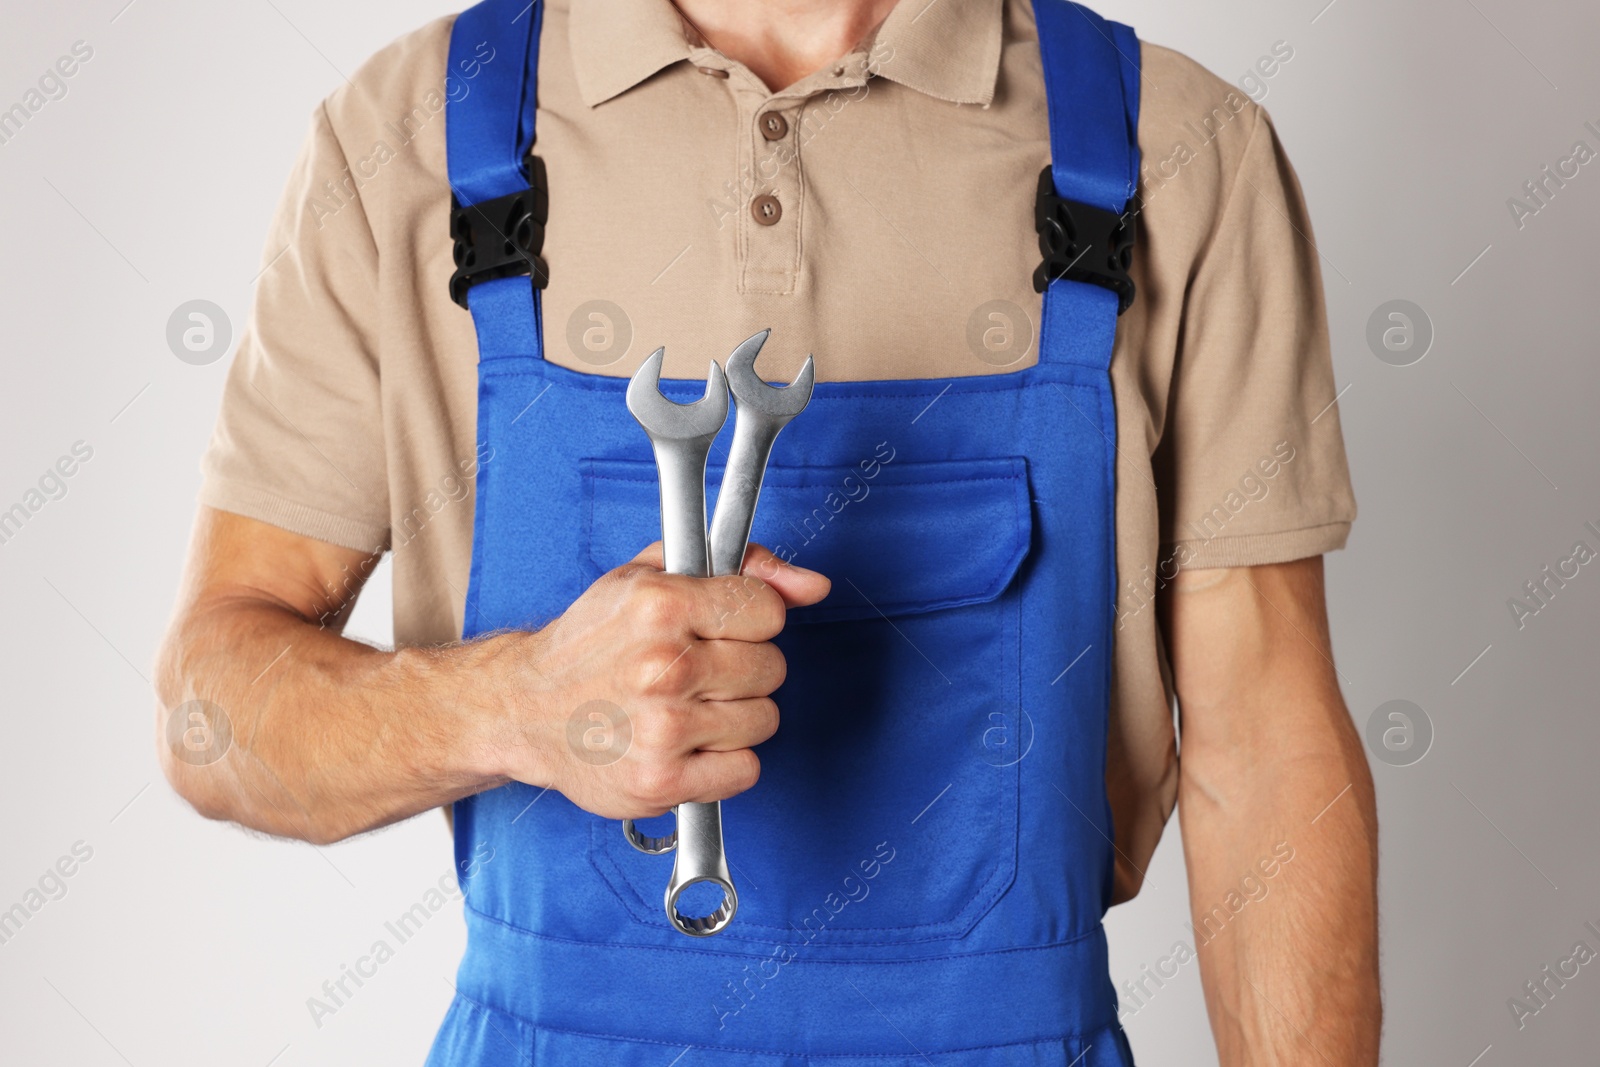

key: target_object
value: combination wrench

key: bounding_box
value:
[708,330,816,579]
[622,331,814,937]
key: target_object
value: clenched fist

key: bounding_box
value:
[477,543,830,819]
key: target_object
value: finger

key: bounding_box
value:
[680,697,780,752]
[676,572,790,642]
[676,748,762,803]
[739,544,831,607]
[690,640,787,702]
[627,546,823,639]
[626,542,829,610]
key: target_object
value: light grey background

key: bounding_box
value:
[2,0,1597,1063]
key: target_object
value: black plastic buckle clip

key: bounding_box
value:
[1032,166,1138,315]
[449,156,550,308]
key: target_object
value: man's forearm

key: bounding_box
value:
[1180,705,1379,1065]
[157,509,829,847]
[156,598,515,845]
[1166,559,1380,1066]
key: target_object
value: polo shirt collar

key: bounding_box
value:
[569,0,695,107]
[869,0,1004,106]
[569,0,1004,108]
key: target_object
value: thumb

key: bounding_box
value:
[739,544,830,607]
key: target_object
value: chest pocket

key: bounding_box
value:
[582,453,1032,946]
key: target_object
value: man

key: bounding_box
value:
[156,0,1379,1062]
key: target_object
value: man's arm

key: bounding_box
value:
[1162,555,1379,1065]
[154,506,826,844]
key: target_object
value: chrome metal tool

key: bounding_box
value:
[708,330,816,579]
[621,332,814,937]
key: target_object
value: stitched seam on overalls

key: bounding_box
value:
[588,817,1014,937]
[447,971,1128,1059]
[585,474,1026,489]
[519,1017,1131,1059]
[463,900,1106,960]
[440,991,534,1059]
[1007,459,1027,905]
[477,368,1105,403]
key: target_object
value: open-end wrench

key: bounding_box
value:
[708,330,816,578]
[622,347,738,937]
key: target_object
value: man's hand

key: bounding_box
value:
[155,507,828,844]
[479,542,829,820]
[1161,556,1380,1066]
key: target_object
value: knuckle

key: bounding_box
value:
[634,642,694,695]
[752,582,787,634]
[732,750,761,793]
[633,706,688,753]
[764,645,789,691]
[753,698,780,742]
[633,761,683,808]
[630,653,669,694]
[634,579,690,633]
[604,562,656,599]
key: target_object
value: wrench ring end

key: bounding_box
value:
[622,818,677,855]
[666,875,738,937]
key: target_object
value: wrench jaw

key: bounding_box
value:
[627,351,729,579]
[625,349,730,443]
[709,335,817,579]
[725,331,815,418]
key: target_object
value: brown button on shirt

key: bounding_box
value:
[198,0,1357,900]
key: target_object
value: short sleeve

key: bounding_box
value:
[1152,104,1356,569]
[197,101,390,553]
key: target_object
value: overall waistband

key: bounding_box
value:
[456,904,1122,1057]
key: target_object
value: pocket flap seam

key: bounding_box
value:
[583,455,1033,622]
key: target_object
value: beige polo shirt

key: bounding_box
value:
[198,0,1356,901]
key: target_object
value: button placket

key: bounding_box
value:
[739,94,803,294]
[690,39,863,298]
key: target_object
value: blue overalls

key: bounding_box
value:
[431,0,1142,1062]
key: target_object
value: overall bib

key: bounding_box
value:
[430,1,1143,1062]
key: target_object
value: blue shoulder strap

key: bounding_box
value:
[446,0,545,361]
[1032,0,1141,371]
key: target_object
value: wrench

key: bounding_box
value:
[620,334,815,937]
[708,330,815,579]
[622,347,738,937]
